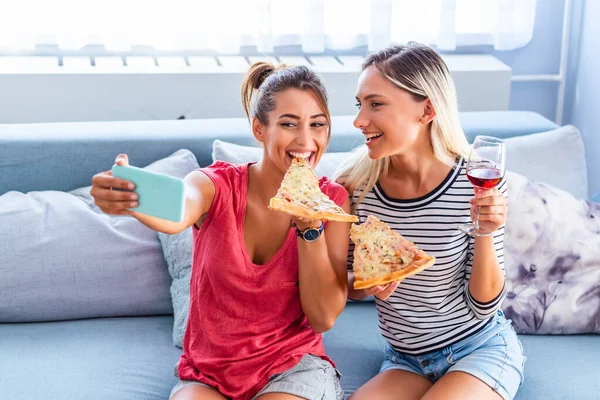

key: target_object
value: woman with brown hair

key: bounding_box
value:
[90,62,349,400]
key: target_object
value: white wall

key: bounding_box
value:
[569,0,600,196]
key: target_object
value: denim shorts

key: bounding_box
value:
[380,310,526,400]
[169,354,343,400]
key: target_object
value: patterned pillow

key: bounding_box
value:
[503,171,600,334]
[158,227,192,348]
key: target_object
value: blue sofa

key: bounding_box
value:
[1,111,598,400]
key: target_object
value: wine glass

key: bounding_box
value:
[457,135,506,237]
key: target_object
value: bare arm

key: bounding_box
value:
[131,171,215,234]
[465,187,507,318]
[468,235,505,302]
[90,154,215,234]
[296,197,351,333]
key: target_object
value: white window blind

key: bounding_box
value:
[0,0,537,53]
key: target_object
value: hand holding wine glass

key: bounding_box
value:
[458,136,507,236]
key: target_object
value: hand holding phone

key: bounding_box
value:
[91,154,185,223]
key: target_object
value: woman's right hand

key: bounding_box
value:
[90,154,139,216]
[364,281,400,301]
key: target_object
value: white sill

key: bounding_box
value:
[0,54,511,74]
[0,54,512,124]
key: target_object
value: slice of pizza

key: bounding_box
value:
[350,215,435,290]
[268,157,358,223]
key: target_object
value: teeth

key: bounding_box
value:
[365,132,383,140]
[289,151,312,159]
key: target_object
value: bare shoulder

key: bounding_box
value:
[333,174,350,191]
[185,170,216,196]
[184,170,217,220]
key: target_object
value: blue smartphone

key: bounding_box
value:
[111,164,186,223]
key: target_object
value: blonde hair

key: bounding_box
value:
[241,61,331,140]
[336,43,470,208]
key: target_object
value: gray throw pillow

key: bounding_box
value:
[0,149,199,323]
[158,227,192,348]
[504,171,600,334]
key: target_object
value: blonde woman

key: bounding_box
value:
[337,44,525,400]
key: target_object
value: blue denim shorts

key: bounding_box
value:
[169,354,343,400]
[380,310,526,400]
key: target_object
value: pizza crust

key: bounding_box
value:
[269,197,358,222]
[353,255,436,290]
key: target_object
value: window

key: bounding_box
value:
[0,0,537,54]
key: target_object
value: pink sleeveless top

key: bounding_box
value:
[177,161,349,400]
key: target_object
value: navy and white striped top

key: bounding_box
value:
[348,158,507,356]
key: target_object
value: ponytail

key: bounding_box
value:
[241,61,277,121]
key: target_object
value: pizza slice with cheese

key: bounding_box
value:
[350,215,435,290]
[268,157,358,223]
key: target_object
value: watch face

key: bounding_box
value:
[303,228,320,242]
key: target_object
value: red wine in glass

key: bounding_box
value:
[458,136,506,236]
[467,167,503,189]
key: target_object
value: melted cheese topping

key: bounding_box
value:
[350,215,418,280]
[276,158,345,214]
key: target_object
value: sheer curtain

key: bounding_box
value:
[0,0,537,53]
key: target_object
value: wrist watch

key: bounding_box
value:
[296,221,325,242]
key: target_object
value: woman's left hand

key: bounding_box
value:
[470,188,507,235]
[292,217,323,232]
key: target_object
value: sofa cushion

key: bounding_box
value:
[323,302,600,400]
[504,171,600,334]
[460,111,558,140]
[322,303,385,396]
[1,305,597,399]
[0,316,181,400]
[0,149,198,323]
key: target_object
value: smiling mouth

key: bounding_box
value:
[364,132,383,143]
[287,151,315,163]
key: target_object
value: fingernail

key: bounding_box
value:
[130,202,138,208]
[130,194,138,200]
[128,183,135,190]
